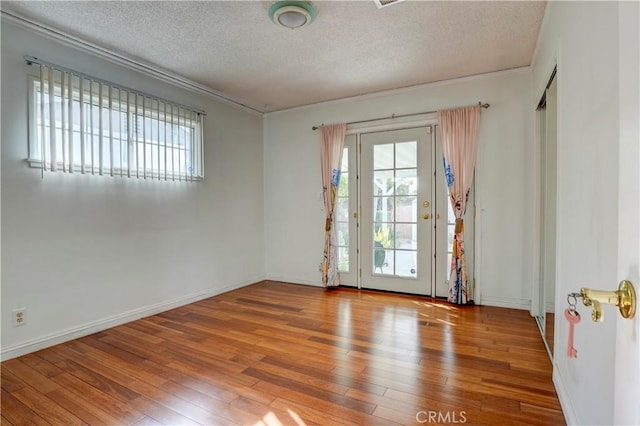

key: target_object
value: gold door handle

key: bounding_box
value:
[580,280,636,322]
[422,214,430,220]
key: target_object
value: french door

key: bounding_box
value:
[336,125,462,297]
[360,127,434,294]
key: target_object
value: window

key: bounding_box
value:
[335,147,350,272]
[371,141,418,278]
[28,62,204,180]
[447,198,455,271]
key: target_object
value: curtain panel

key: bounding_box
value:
[320,123,347,288]
[437,106,481,304]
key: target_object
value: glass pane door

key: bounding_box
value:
[360,127,432,295]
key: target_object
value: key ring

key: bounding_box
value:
[566,292,582,315]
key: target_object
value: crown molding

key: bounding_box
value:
[1,10,264,116]
[265,66,531,116]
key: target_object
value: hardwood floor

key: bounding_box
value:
[545,312,555,355]
[1,281,565,425]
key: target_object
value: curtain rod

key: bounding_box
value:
[311,102,489,131]
[24,55,207,116]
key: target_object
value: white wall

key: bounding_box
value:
[1,22,265,360]
[532,2,624,424]
[264,70,535,309]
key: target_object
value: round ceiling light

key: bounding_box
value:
[269,1,317,29]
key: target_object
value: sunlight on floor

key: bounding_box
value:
[412,299,461,326]
[252,409,307,426]
[286,408,307,425]
[413,299,461,312]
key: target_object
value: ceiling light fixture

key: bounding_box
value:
[269,1,317,29]
[374,0,405,8]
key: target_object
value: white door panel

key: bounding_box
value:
[614,2,639,422]
[360,127,433,295]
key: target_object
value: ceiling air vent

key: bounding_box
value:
[374,0,404,9]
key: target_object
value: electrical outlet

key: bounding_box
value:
[12,308,26,327]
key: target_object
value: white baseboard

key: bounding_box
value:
[553,364,578,425]
[0,275,265,361]
[546,300,556,313]
[264,274,323,287]
[479,295,531,310]
[266,277,532,311]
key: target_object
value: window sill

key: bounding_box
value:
[25,158,203,182]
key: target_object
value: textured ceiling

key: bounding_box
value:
[1,1,546,113]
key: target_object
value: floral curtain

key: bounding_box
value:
[320,123,347,288]
[437,106,481,304]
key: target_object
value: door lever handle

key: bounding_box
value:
[580,280,636,322]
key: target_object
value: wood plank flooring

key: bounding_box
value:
[1,281,565,425]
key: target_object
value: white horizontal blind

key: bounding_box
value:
[31,62,204,181]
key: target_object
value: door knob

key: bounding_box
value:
[422,213,430,220]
